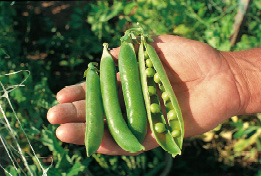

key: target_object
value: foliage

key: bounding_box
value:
[0,0,260,175]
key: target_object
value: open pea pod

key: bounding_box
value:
[138,42,182,157]
[144,42,184,150]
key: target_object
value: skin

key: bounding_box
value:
[47,35,261,156]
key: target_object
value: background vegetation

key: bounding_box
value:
[0,1,260,175]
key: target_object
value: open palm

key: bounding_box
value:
[47,35,240,155]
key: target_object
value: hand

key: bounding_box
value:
[47,35,240,155]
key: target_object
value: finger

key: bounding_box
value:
[49,73,125,124]
[47,98,125,124]
[57,73,122,104]
[109,47,120,61]
[56,123,159,156]
[98,126,158,156]
[47,100,86,124]
[57,82,86,104]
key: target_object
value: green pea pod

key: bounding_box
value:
[138,42,181,157]
[118,36,147,143]
[100,43,145,153]
[144,42,184,150]
[84,62,104,157]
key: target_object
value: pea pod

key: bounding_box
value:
[145,42,184,149]
[118,35,147,143]
[84,62,104,157]
[100,43,145,153]
[138,42,181,157]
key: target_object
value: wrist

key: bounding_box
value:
[221,49,261,115]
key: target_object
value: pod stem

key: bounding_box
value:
[121,24,154,45]
[84,62,99,78]
[103,43,109,49]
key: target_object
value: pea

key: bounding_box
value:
[169,120,180,130]
[154,73,161,83]
[171,130,180,137]
[165,101,174,110]
[144,51,149,59]
[167,110,177,120]
[155,123,166,133]
[146,59,153,68]
[118,39,147,143]
[146,68,155,77]
[148,86,156,95]
[150,103,161,113]
[84,62,104,157]
[161,92,170,102]
[100,43,145,153]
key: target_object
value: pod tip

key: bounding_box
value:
[103,43,109,48]
[88,62,98,68]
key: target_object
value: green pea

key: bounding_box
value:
[155,123,166,133]
[148,86,156,95]
[144,51,149,59]
[171,130,180,137]
[146,68,155,77]
[150,103,161,113]
[169,120,180,130]
[167,110,177,120]
[154,73,161,83]
[146,59,153,68]
[165,101,174,110]
[161,92,170,102]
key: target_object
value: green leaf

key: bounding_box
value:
[26,126,40,135]
[173,24,191,35]
[71,14,83,22]
[59,60,69,66]
[56,153,72,170]
[46,168,62,176]
[117,18,127,29]
[8,167,19,176]
[256,138,261,151]
[249,21,257,31]
[234,129,261,151]
[213,124,222,131]
[198,6,206,17]
[41,125,65,155]
[233,126,245,139]
[66,162,85,176]
[124,1,137,15]
[254,0,261,10]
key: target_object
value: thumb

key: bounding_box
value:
[109,47,120,61]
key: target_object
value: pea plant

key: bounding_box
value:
[0,70,50,175]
